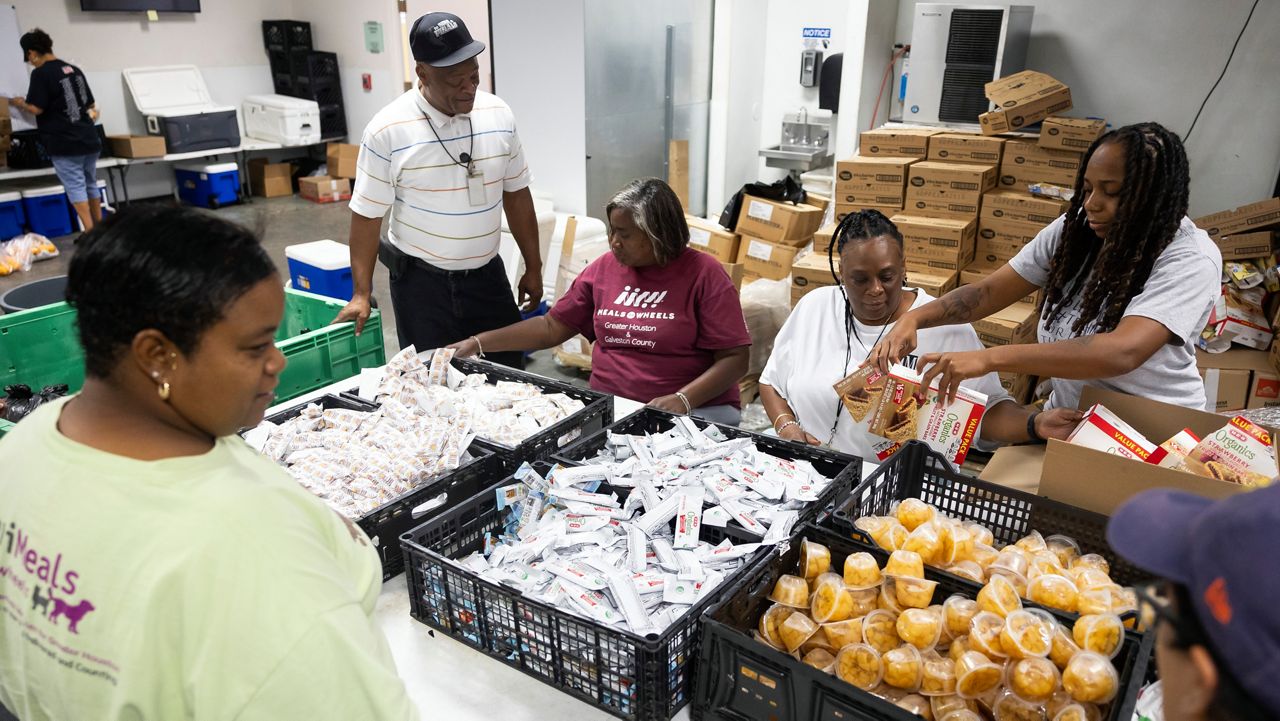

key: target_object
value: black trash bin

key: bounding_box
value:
[0,275,68,314]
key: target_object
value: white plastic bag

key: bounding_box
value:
[739,277,792,376]
[0,233,58,276]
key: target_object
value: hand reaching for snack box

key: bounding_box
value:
[869,317,919,372]
[1035,408,1085,441]
[919,350,991,406]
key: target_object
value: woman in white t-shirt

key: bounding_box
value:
[871,122,1221,412]
[760,210,1082,459]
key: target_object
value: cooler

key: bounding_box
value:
[285,239,353,300]
[0,191,25,240]
[21,186,72,238]
[123,65,241,153]
[174,162,241,209]
[243,94,320,145]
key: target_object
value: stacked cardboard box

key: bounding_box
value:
[975,188,1069,265]
[978,71,1072,135]
[1039,117,1106,152]
[999,139,1084,192]
[1197,348,1280,412]
[734,196,824,282]
[686,215,740,264]
[834,155,915,223]
[790,253,838,306]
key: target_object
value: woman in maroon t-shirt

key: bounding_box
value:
[450,178,751,425]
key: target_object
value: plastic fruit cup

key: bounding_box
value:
[1072,613,1124,659]
[894,576,940,610]
[1052,703,1092,721]
[894,693,933,718]
[879,581,905,614]
[919,651,958,696]
[944,595,979,637]
[942,524,975,565]
[977,574,1023,617]
[1062,650,1119,704]
[768,574,811,608]
[1006,656,1061,704]
[947,635,972,663]
[904,522,944,565]
[1029,551,1067,579]
[1075,586,1118,615]
[1049,621,1082,670]
[966,522,995,548]
[801,626,834,653]
[823,617,864,648]
[854,516,894,545]
[843,551,883,589]
[884,549,926,579]
[1044,534,1081,567]
[967,612,1009,660]
[940,711,982,721]
[992,688,1047,721]
[1070,553,1111,576]
[1014,529,1048,554]
[1028,574,1080,614]
[811,575,856,623]
[800,539,832,581]
[758,604,797,649]
[990,548,1031,579]
[947,560,986,584]
[955,650,1003,698]
[779,612,820,653]
[931,693,976,721]
[883,644,925,691]
[863,609,902,655]
[970,544,1000,570]
[895,498,937,531]
[897,607,944,650]
[1000,609,1054,659]
[849,586,879,617]
[802,647,837,674]
[835,643,883,691]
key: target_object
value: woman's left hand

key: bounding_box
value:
[648,394,689,415]
[919,350,992,405]
[1035,407,1085,441]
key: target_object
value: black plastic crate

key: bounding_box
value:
[694,525,1154,721]
[262,19,311,53]
[825,441,1157,589]
[255,394,506,580]
[347,356,613,468]
[7,130,51,169]
[318,102,347,138]
[400,461,776,721]
[554,407,862,531]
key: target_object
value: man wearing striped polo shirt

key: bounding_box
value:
[335,11,541,369]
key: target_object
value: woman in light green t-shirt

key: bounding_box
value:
[0,205,417,721]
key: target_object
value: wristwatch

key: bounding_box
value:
[1027,411,1046,444]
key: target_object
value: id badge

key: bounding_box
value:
[467,166,486,207]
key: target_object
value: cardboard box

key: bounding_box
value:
[836,156,917,187]
[1214,230,1275,261]
[791,252,838,305]
[894,215,977,250]
[735,236,801,281]
[903,186,980,221]
[981,188,1068,226]
[835,203,902,224]
[299,175,352,203]
[858,127,941,158]
[975,237,1030,265]
[735,196,825,243]
[980,387,1275,514]
[1194,197,1280,240]
[686,215,740,263]
[1197,367,1251,412]
[1039,117,1106,151]
[326,143,359,179]
[835,185,908,207]
[975,216,1041,262]
[805,191,830,213]
[1180,416,1277,487]
[107,134,167,158]
[978,71,1073,135]
[1000,140,1084,188]
[248,158,293,198]
[907,161,997,198]
[1196,348,1275,412]
[904,243,974,272]
[720,262,745,292]
[1224,291,1273,350]
[973,304,1038,347]
[999,371,1034,405]
[905,268,958,298]
[926,133,1006,164]
[815,223,838,255]
[668,139,690,210]
[960,260,1042,307]
[1067,404,1159,461]
[1249,370,1280,409]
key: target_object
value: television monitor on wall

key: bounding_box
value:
[80,0,201,11]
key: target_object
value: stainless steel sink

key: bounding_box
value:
[759,144,833,172]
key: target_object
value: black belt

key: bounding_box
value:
[379,238,497,278]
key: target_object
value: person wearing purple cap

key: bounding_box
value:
[335,11,541,369]
[1107,484,1279,720]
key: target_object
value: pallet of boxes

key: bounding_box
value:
[1192,195,1280,412]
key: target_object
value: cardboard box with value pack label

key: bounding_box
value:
[1000,139,1083,188]
[1194,196,1280,241]
[858,127,942,158]
[686,215,740,263]
[980,386,1277,513]
[735,236,801,281]
[1039,117,1106,151]
[927,133,1006,164]
[790,252,838,306]
[960,260,1042,307]
[907,161,997,200]
[735,196,825,243]
[1214,230,1275,261]
[326,143,359,179]
[248,158,293,198]
[107,134,168,158]
[981,188,1067,226]
[836,156,917,188]
[905,268,958,298]
[979,71,1073,135]
[973,303,1038,347]
[903,186,981,221]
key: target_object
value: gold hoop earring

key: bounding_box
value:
[158,381,171,401]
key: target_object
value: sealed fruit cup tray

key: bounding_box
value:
[826,441,1158,591]
[251,393,505,580]
[694,526,1154,721]
[346,355,613,469]
[399,460,776,721]
[553,407,863,532]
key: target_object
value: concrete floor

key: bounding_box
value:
[0,195,592,391]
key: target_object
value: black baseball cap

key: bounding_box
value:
[410,12,485,67]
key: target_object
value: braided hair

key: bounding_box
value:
[1040,122,1190,335]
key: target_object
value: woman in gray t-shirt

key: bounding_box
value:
[870,122,1221,416]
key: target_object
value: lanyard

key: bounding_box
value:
[423,111,475,172]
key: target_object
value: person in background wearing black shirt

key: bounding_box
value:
[12,28,102,233]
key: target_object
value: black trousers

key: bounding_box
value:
[381,240,526,369]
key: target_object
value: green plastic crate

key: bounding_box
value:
[0,288,385,407]
[0,419,13,438]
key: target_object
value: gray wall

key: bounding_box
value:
[895,0,1280,217]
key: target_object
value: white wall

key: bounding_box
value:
[490,0,588,216]
[893,0,1280,217]
[405,0,493,93]
[837,0,901,161]
[707,0,768,215]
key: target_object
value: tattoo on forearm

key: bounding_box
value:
[938,285,983,324]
